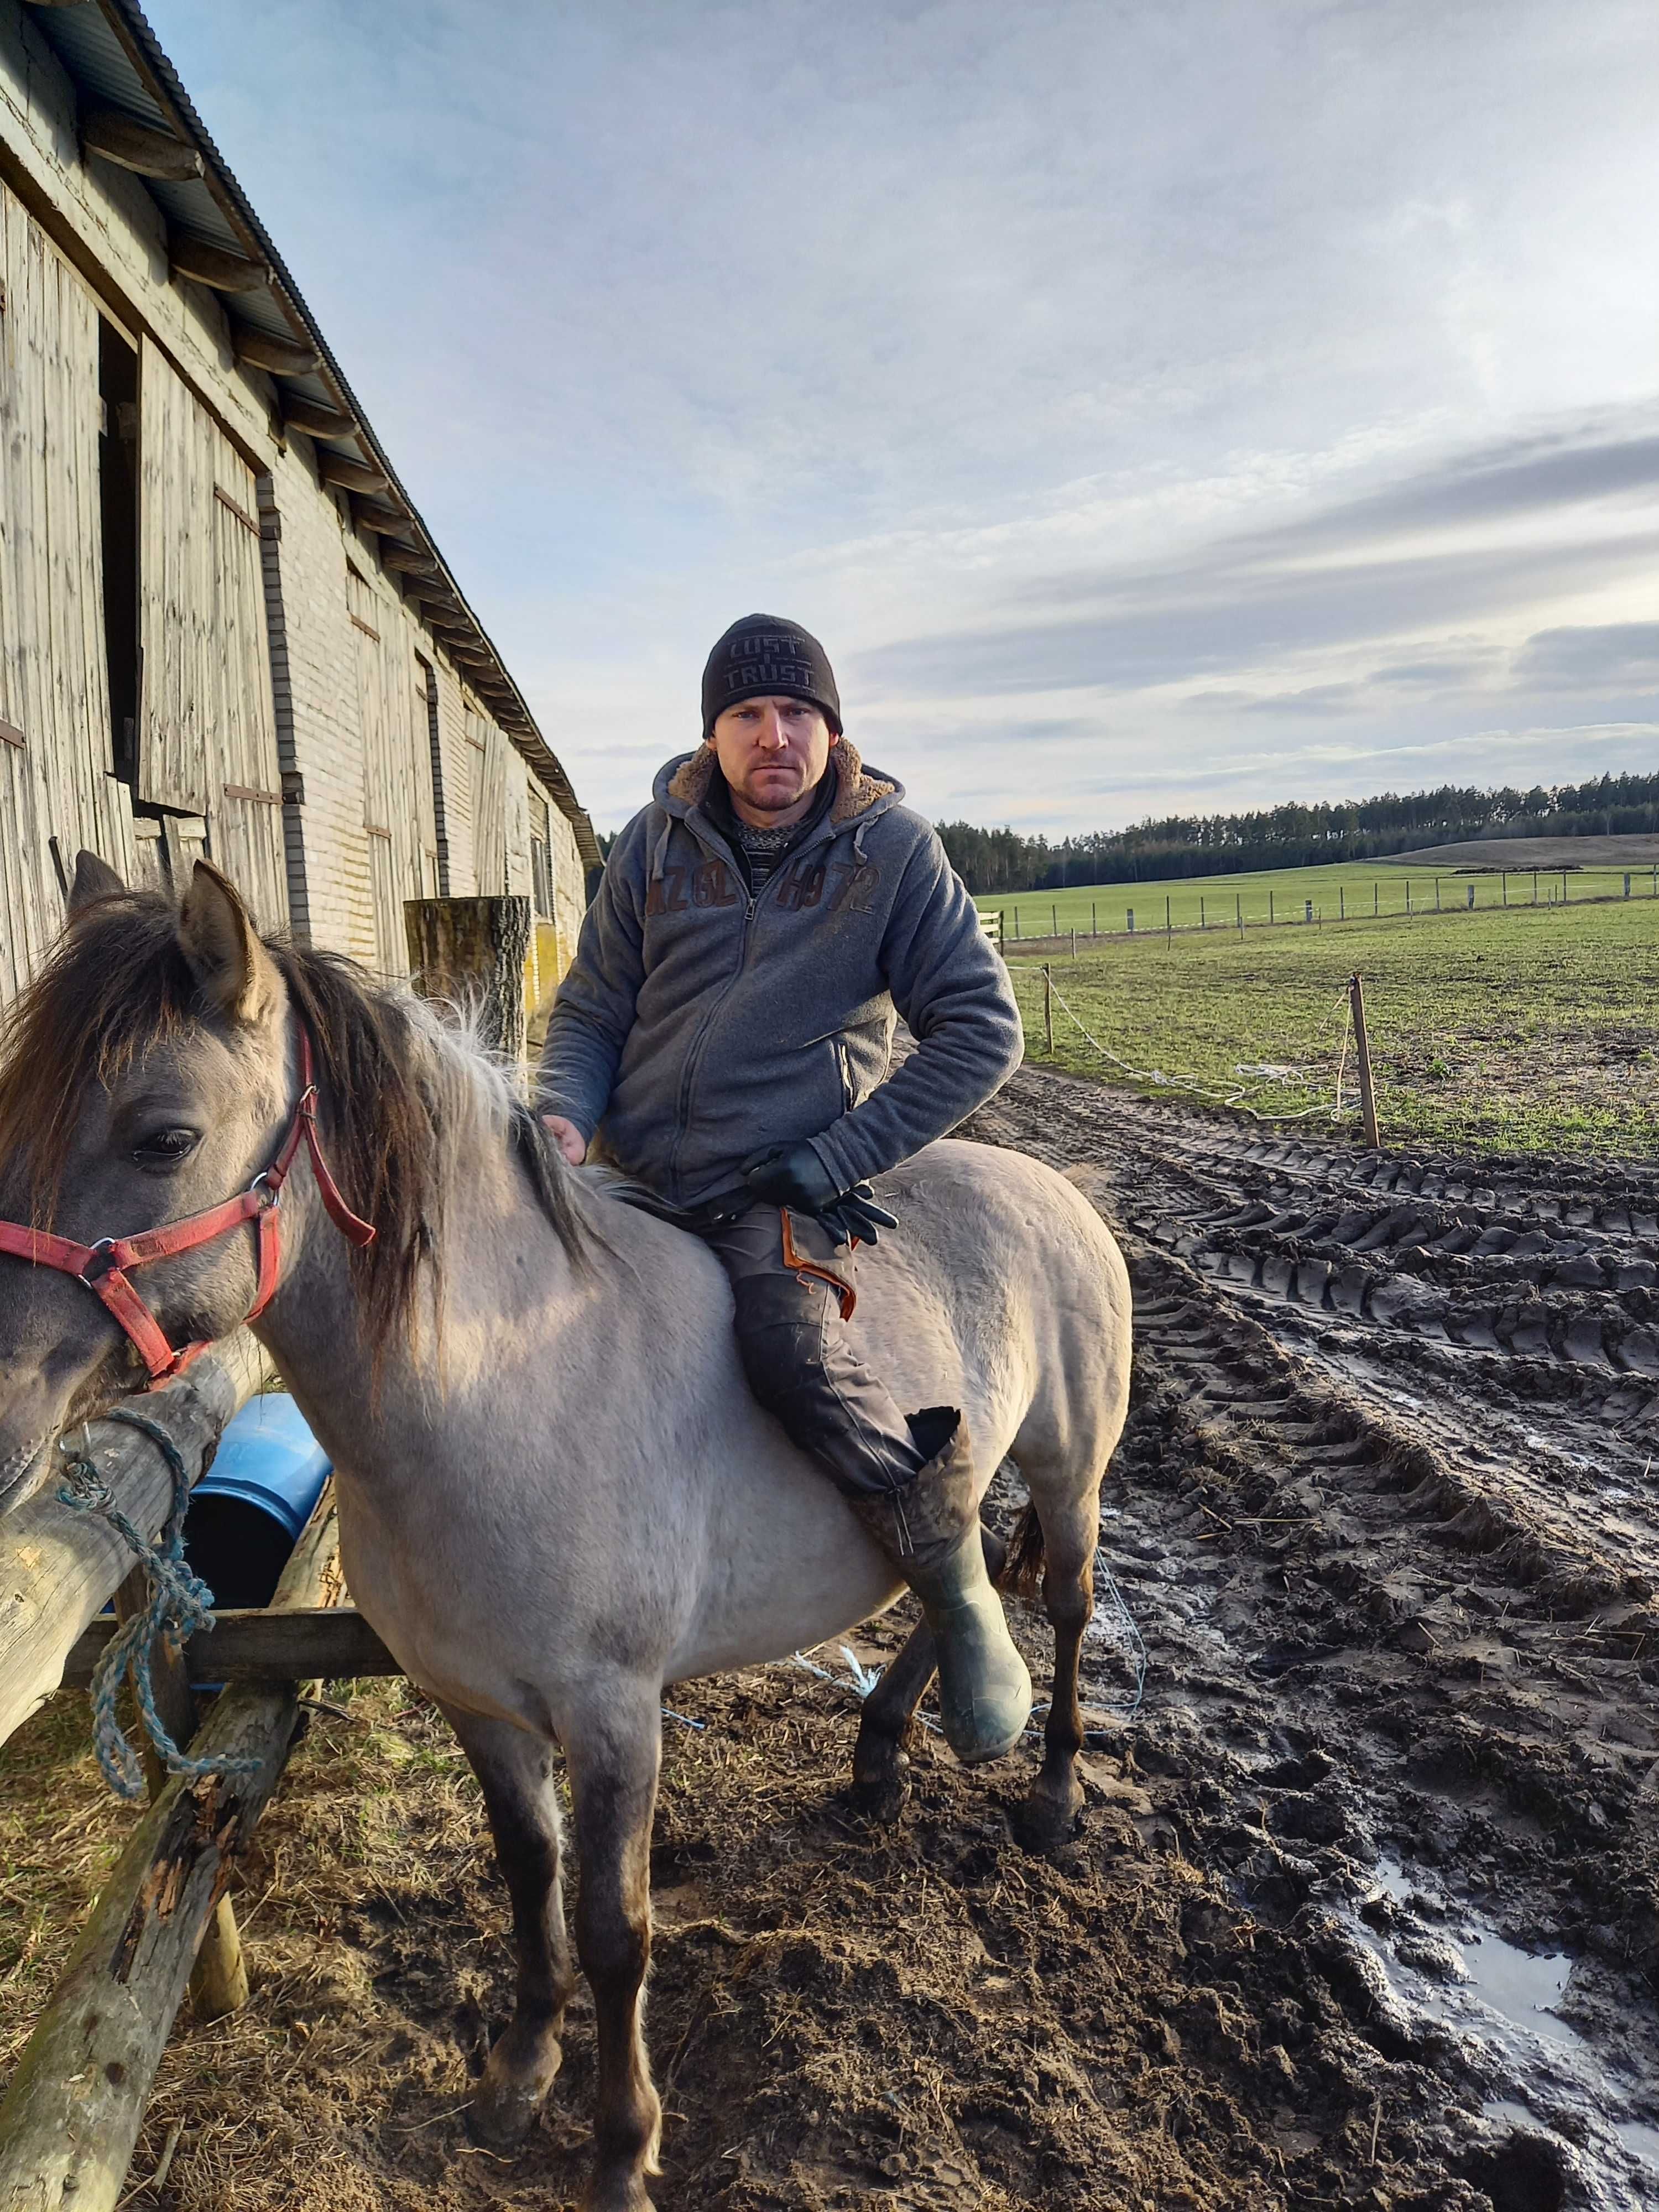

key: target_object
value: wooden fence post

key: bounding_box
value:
[111,1572,249,2021]
[1350,973,1380,1148]
[0,1336,265,1749]
[404,896,531,1061]
[0,1495,345,2211]
[1042,964,1053,1055]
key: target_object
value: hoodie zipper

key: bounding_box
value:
[661,801,852,1203]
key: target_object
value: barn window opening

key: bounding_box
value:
[97,320,139,785]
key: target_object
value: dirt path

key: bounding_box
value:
[15,1071,1658,2212]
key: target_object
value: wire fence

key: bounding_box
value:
[1015,964,1362,1125]
[983,862,1659,949]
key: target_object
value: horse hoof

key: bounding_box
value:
[581,2171,656,2212]
[1009,1786,1084,1857]
[846,1768,910,1826]
[467,2035,562,2150]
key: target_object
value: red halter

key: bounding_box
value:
[0,1029,375,1387]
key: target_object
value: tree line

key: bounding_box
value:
[934,771,1659,893]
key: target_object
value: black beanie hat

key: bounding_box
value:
[701,613,841,738]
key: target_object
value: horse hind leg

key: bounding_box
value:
[1006,1479,1100,1854]
[851,1523,1008,1822]
[441,1703,575,2150]
[566,1681,664,2212]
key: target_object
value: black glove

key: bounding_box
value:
[741,1142,900,1249]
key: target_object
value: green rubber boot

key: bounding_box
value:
[850,1409,1032,1764]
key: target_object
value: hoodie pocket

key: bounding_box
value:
[835,1039,857,1112]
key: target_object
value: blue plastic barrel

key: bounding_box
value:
[182,1394,331,1611]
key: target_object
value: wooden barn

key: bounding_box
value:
[0,0,598,1015]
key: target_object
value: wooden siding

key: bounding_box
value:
[0,183,138,998]
[348,568,437,978]
[466,700,509,897]
[137,340,285,928]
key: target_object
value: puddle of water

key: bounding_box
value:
[1459,1931,1576,2048]
[1616,2119,1659,2171]
[1355,1859,1659,2211]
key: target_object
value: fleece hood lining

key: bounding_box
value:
[665,738,895,827]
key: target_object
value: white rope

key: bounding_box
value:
[1034,971,1357,1125]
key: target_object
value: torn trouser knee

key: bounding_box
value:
[700,1203,928,1500]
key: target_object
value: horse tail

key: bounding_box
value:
[998,1503,1046,1600]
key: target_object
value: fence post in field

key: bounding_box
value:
[1092,900,1097,936]
[1013,906,1020,938]
[1532,870,1538,905]
[1625,873,1632,899]
[1467,882,1475,909]
[1562,870,1569,904]
[405,896,532,1062]
[1503,872,1507,906]
[1373,881,1378,916]
[1349,973,1380,1149]
[109,1569,250,2021]
[1128,907,1135,934]
[1165,895,1172,946]
[1269,889,1275,925]
[1406,881,1412,915]
[1339,886,1344,921]
[1235,894,1243,936]
[1434,878,1440,911]
[1070,927,1076,959]
[1305,899,1313,924]
[1200,895,1206,930]
[1042,963,1053,1055]
[1052,902,1058,935]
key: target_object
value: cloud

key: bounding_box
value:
[150,0,1659,833]
[1512,623,1659,690]
[855,526,1659,700]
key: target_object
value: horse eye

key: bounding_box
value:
[132,1127,200,1170]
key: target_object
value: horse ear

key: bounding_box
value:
[178,860,280,1024]
[67,849,126,919]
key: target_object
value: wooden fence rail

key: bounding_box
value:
[0,1490,349,2212]
[0,1333,266,1749]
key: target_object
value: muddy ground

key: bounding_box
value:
[10,1065,1659,2211]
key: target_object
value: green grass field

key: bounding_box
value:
[1003,894,1659,1156]
[978,857,1659,940]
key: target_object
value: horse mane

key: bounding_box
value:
[0,886,589,1366]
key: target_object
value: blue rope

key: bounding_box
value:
[57,1411,259,1802]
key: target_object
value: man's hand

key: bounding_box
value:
[742,1142,900,1249]
[541,1113,588,1167]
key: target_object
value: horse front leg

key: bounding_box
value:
[567,1685,664,2212]
[443,1704,575,2150]
[1011,1497,1097,1853]
[851,1522,1009,1822]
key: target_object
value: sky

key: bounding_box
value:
[155,0,1658,835]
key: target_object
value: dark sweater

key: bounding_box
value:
[537,739,1024,1208]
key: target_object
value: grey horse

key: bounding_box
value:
[0,856,1131,2212]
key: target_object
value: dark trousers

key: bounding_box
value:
[693,1203,930,1499]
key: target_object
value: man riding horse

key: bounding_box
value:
[539,613,1031,1764]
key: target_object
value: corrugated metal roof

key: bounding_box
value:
[17,0,598,868]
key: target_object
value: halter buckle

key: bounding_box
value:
[247,1169,282,1212]
[77,1238,121,1287]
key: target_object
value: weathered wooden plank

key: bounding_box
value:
[64,1604,399,1684]
[405,895,531,1060]
[80,111,203,182]
[0,1333,267,1747]
[0,1498,342,2212]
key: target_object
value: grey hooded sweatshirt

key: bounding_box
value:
[537,739,1024,1210]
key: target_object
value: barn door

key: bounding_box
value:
[0,186,137,999]
[349,573,402,975]
[467,702,508,895]
[137,339,285,927]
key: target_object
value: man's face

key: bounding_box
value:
[711,696,834,822]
